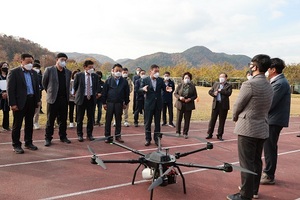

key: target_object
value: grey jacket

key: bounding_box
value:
[268,73,291,127]
[42,66,71,104]
[174,82,197,111]
[233,74,274,139]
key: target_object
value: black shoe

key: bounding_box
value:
[217,135,224,141]
[45,139,52,147]
[168,123,175,128]
[297,134,300,137]
[87,136,95,141]
[134,123,138,127]
[206,135,213,139]
[116,137,124,143]
[227,193,251,200]
[78,136,84,142]
[13,146,24,154]
[105,138,113,143]
[25,144,38,150]
[145,141,150,146]
[155,141,159,146]
[162,123,167,126]
[60,137,71,144]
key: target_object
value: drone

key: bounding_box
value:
[88,133,256,200]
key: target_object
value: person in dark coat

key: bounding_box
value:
[261,58,291,185]
[162,71,175,127]
[0,62,10,131]
[173,72,197,139]
[133,69,146,127]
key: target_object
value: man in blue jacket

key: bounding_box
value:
[261,58,291,185]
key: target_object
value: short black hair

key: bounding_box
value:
[164,71,170,75]
[270,58,285,74]
[251,54,271,73]
[56,53,68,59]
[112,63,123,69]
[182,72,192,80]
[21,53,34,60]
[0,62,9,68]
[71,70,79,79]
[150,64,159,70]
[122,68,128,72]
[220,72,228,78]
[139,69,145,74]
[96,71,103,77]
[83,60,94,67]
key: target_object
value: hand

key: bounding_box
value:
[37,101,42,106]
[96,93,102,99]
[11,105,19,111]
[143,85,148,92]
[103,104,107,110]
[218,89,221,92]
[185,98,191,103]
[2,92,7,99]
[214,91,218,96]
[123,104,127,109]
[166,86,172,92]
[179,96,185,101]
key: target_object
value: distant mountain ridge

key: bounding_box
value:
[66,46,250,70]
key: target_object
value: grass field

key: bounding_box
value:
[1,86,300,129]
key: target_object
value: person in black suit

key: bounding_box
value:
[206,73,232,141]
[140,64,172,146]
[260,58,291,185]
[102,63,130,143]
[0,62,10,132]
[162,71,175,127]
[94,71,105,126]
[132,67,141,114]
[133,69,146,127]
[74,60,100,142]
[7,54,41,154]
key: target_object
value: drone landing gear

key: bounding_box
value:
[132,163,143,185]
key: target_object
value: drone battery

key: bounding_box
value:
[167,174,176,184]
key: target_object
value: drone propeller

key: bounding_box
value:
[87,145,107,169]
[148,166,174,191]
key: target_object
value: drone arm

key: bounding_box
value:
[175,146,209,159]
[103,159,143,164]
[175,162,233,172]
[112,141,145,156]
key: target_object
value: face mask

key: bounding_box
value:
[153,72,159,78]
[87,68,94,74]
[59,61,66,68]
[265,71,269,77]
[122,73,128,78]
[184,78,190,84]
[1,68,8,73]
[114,72,122,77]
[219,77,225,83]
[33,68,40,74]
[247,75,253,80]
[141,75,147,79]
[164,76,170,81]
[24,63,33,71]
[136,70,140,75]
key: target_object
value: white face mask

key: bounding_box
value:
[247,75,253,80]
[164,76,170,81]
[114,72,122,77]
[33,68,40,74]
[219,77,225,83]
[265,71,269,77]
[87,68,94,74]
[136,70,140,75]
[153,72,159,78]
[59,61,66,68]
[24,63,33,71]
[122,73,128,78]
[184,78,190,84]
[141,75,147,79]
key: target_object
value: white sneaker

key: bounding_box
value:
[69,123,74,128]
[124,122,130,127]
[34,123,40,130]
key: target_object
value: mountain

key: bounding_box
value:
[120,46,250,70]
[65,52,115,64]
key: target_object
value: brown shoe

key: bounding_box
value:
[116,137,124,143]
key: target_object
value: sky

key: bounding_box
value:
[1,0,300,63]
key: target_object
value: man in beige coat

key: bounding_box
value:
[227,54,274,200]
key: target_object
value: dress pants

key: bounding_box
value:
[238,135,265,198]
[45,97,68,140]
[207,101,228,136]
[144,103,161,142]
[105,102,123,138]
[263,125,283,179]
[134,99,144,124]
[77,97,95,137]
[176,105,192,135]
[162,101,173,124]
[12,95,35,147]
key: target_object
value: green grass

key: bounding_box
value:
[1,86,299,128]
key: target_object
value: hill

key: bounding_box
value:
[66,52,115,64]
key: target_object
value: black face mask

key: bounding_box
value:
[1,68,8,73]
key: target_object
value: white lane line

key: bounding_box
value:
[40,148,300,200]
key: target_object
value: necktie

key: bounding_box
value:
[87,74,91,100]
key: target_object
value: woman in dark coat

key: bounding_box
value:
[174,72,198,139]
[0,62,10,131]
